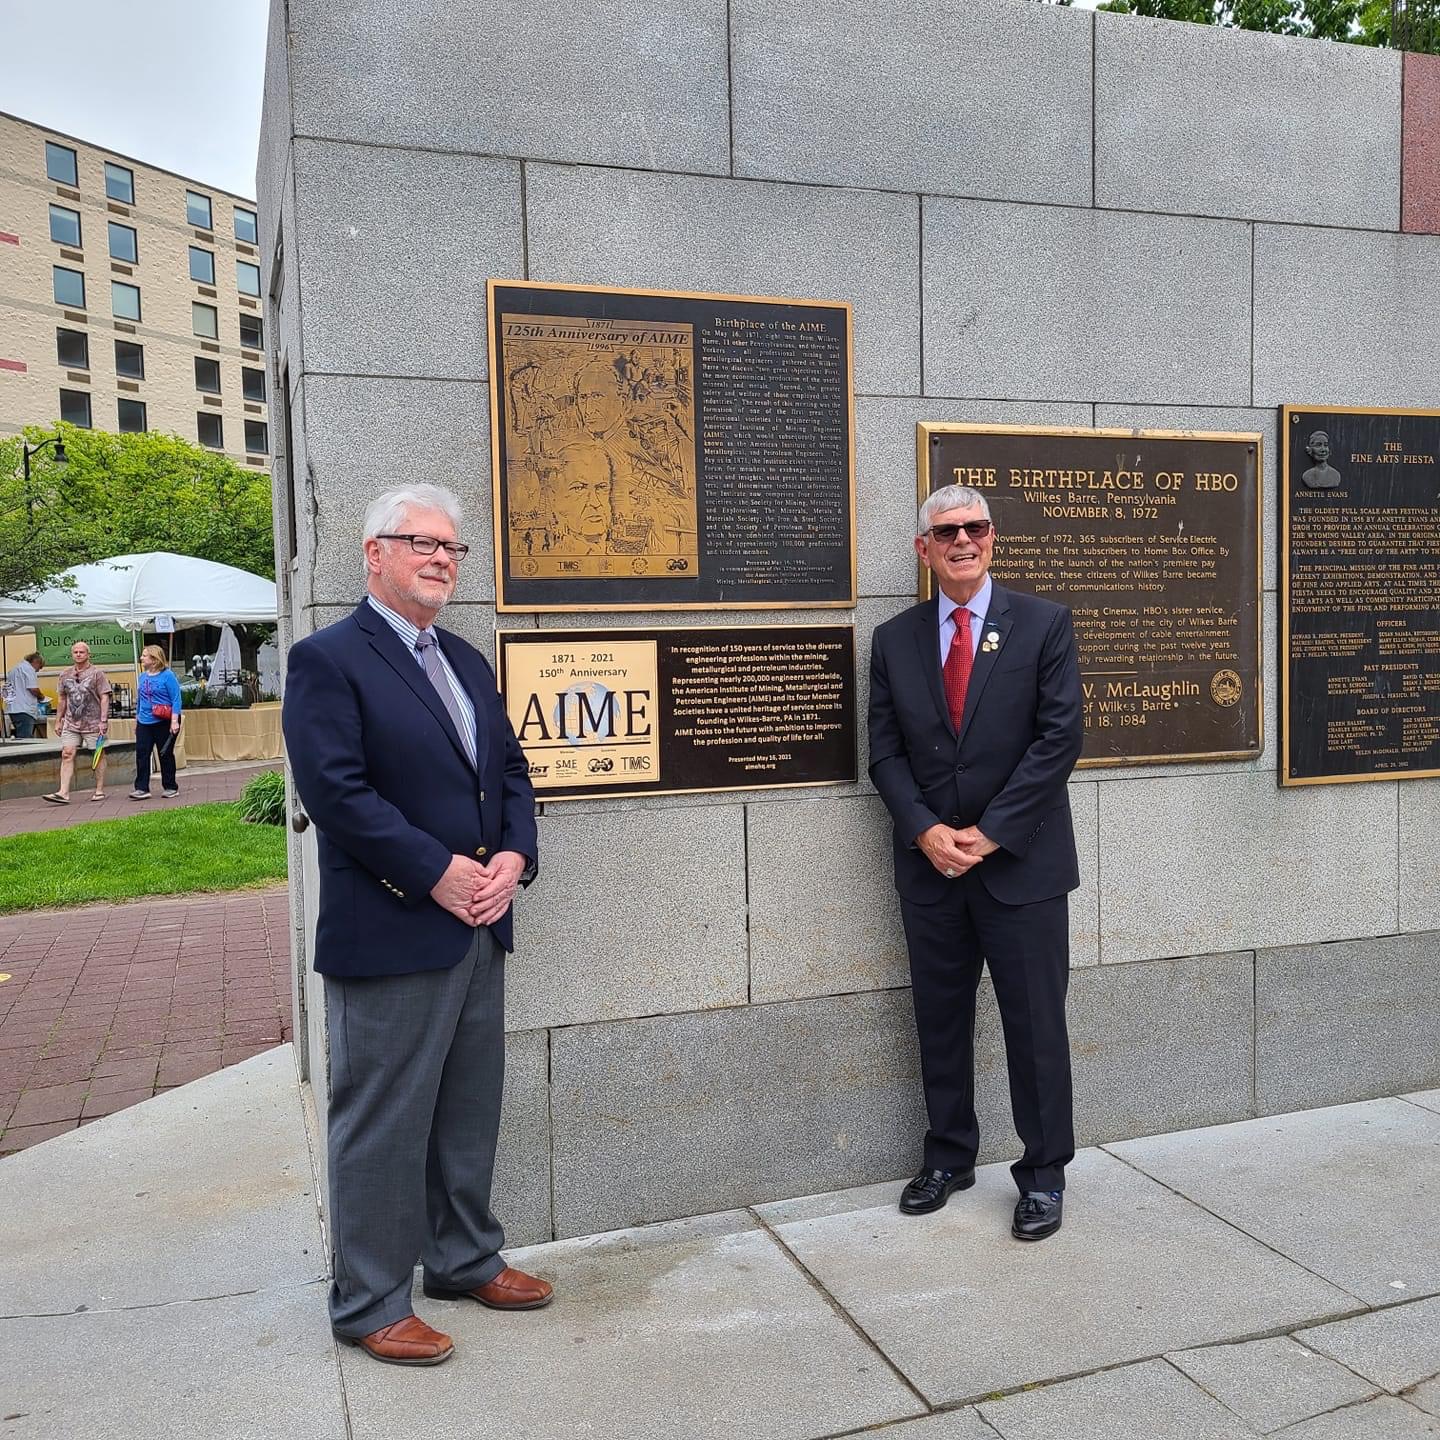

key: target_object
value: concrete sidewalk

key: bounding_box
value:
[3,1048,1439,1440]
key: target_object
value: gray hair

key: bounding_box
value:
[918,484,992,536]
[362,485,463,544]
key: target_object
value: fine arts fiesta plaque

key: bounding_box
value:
[497,626,857,800]
[919,424,1263,767]
[1282,405,1440,786]
[488,280,855,612]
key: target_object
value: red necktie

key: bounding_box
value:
[943,609,972,731]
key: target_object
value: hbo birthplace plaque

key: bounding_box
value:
[488,279,855,612]
[497,626,857,800]
[919,424,1262,767]
[1282,405,1440,786]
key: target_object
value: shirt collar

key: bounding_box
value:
[939,574,992,629]
[366,592,427,648]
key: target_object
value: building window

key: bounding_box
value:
[115,339,144,379]
[56,328,89,369]
[117,398,147,433]
[244,419,270,454]
[194,356,221,393]
[45,141,78,186]
[111,281,141,321]
[104,161,135,204]
[59,389,92,428]
[242,366,266,403]
[192,302,218,339]
[186,190,213,230]
[48,204,82,247]
[234,208,258,244]
[108,222,138,263]
[188,246,215,285]
[53,266,85,309]
[197,412,224,450]
[239,313,263,351]
[236,259,261,297]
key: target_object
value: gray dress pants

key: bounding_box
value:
[324,927,508,1336]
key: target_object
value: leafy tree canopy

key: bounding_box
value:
[1054,0,1435,50]
[0,424,275,601]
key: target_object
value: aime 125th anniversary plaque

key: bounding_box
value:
[497,626,857,800]
[488,279,855,612]
[919,424,1262,767]
[1282,405,1440,786]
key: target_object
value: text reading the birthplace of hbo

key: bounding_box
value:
[923,427,1262,766]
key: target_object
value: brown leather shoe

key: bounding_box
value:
[423,1264,554,1310]
[339,1314,454,1366]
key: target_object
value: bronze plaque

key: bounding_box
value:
[488,280,855,612]
[497,625,857,800]
[1282,405,1440,786]
[919,424,1263,767]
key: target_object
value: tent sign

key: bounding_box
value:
[155,614,176,633]
[36,623,134,666]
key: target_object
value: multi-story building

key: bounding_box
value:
[0,111,269,469]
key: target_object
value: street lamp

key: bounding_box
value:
[22,433,67,483]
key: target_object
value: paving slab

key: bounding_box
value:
[977,1358,1258,1439]
[3,1047,323,1313]
[1166,1336,1379,1434]
[823,1409,998,1440]
[1411,1377,1440,1418]
[1404,1089,1440,1116]
[1296,1297,1440,1393]
[0,1283,344,1440]
[758,1149,1351,1405]
[1109,1099,1440,1307]
[339,1210,924,1440]
[1275,1396,1440,1439]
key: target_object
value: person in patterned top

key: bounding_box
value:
[43,640,112,804]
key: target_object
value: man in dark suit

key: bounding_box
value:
[868,483,1084,1241]
[283,484,546,1366]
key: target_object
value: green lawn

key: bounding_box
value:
[0,802,288,913]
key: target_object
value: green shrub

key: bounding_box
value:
[237,769,287,825]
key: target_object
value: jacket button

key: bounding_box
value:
[950,816,961,826]
[955,764,966,774]
[479,790,485,803]
[476,846,488,857]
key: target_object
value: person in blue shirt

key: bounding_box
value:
[129,644,182,799]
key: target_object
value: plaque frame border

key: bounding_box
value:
[1279,401,1440,787]
[495,621,859,802]
[915,420,1265,770]
[486,277,858,614]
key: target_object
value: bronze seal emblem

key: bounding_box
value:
[1210,669,1242,707]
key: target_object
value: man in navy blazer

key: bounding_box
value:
[283,484,546,1367]
[868,483,1084,1241]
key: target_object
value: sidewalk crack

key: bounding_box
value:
[747,1205,933,1419]
[1,1276,327,1320]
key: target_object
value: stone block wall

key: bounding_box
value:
[260,0,1440,1243]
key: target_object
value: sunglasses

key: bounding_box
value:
[926,520,993,543]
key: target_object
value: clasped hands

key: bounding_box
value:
[430,851,526,927]
[917,823,998,878]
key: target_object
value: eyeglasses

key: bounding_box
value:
[926,520,993,543]
[376,533,470,561]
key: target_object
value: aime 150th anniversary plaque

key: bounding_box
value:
[1282,405,1440,786]
[488,279,856,612]
[919,424,1263,767]
[497,626,857,800]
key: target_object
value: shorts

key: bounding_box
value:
[59,727,102,752]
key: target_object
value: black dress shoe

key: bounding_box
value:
[899,1166,976,1215]
[1012,1189,1063,1241]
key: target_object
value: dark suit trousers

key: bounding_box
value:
[901,870,1074,1193]
[324,927,508,1336]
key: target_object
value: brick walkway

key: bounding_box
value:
[0,759,277,838]
[0,887,293,1156]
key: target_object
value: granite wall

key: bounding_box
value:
[258,0,1440,1242]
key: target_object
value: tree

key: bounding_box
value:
[0,425,275,600]
[1084,0,1436,48]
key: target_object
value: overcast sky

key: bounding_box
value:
[0,0,268,200]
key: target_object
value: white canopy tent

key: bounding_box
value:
[0,552,278,633]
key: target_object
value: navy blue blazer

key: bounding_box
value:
[282,601,538,978]
[868,584,1083,908]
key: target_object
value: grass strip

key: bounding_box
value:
[0,801,288,914]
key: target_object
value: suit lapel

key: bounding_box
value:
[957,585,1012,745]
[352,603,474,771]
[911,598,952,736]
